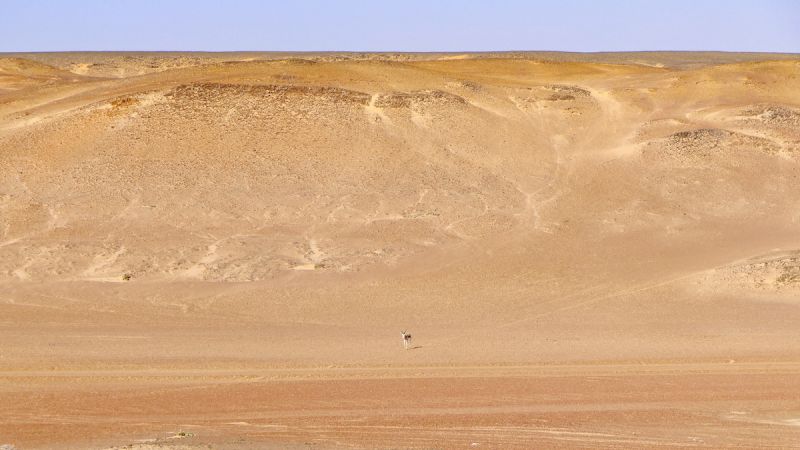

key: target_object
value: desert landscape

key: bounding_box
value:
[1,51,800,448]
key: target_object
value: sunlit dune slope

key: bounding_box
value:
[1,52,799,365]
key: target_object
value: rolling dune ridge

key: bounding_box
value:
[2,52,800,449]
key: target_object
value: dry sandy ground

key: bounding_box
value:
[1,51,800,448]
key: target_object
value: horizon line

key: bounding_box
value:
[3,49,800,55]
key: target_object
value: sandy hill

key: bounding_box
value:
[2,52,800,449]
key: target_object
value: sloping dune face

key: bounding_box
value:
[2,53,800,448]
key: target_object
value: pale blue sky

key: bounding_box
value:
[1,0,798,53]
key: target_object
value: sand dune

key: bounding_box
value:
[1,52,800,448]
